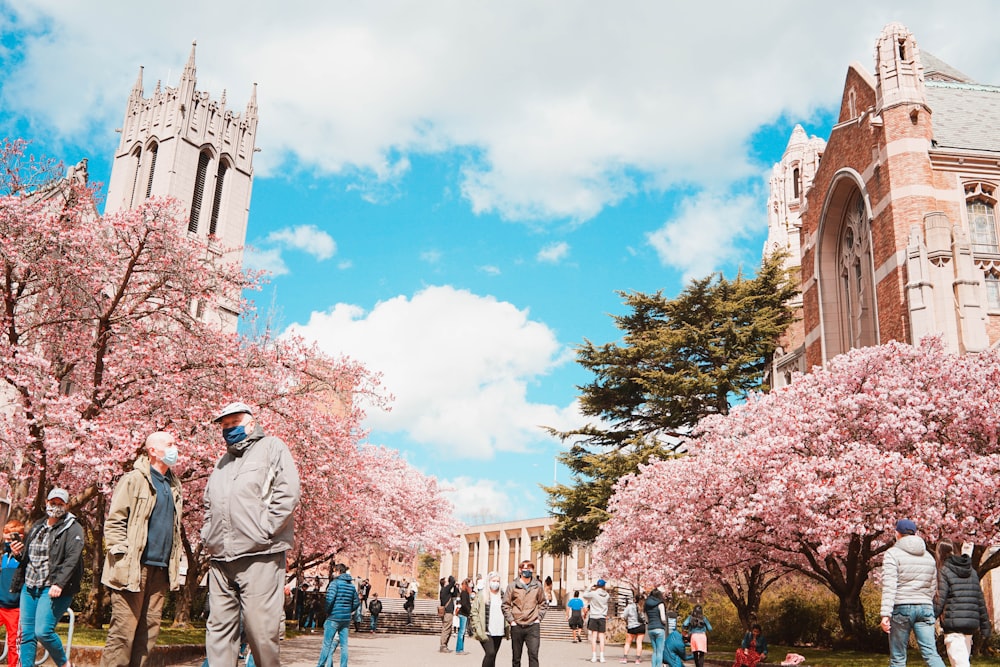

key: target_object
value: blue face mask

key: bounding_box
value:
[222,425,248,445]
[161,446,179,467]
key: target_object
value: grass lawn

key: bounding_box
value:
[709,643,1000,667]
[46,623,208,647]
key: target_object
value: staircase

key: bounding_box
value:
[357,599,574,641]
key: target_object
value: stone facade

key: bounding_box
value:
[105,43,258,333]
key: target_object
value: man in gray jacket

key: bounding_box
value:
[203,402,301,667]
[879,519,946,667]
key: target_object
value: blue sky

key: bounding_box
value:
[2,1,999,524]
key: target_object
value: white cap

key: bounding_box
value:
[213,401,253,423]
[47,488,69,503]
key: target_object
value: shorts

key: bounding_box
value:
[627,624,646,635]
[568,616,584,629]
[587,617,607,633]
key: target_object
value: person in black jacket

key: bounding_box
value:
[12,488,84,667]
[934,540,991,667]
[439,575,459,653]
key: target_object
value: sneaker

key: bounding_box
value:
[591,658,597,664]
[621,659,629,664]
[635,661,642,664]
[600,656,606,664]
[440,647,452,653]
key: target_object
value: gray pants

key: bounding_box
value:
[206,552,285,667]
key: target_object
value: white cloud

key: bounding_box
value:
[441,478,516,524]
[5,3,1000,222]
[420,249,442,264]
[286,285,581,459]
[265,224,336,260]
[536,241,569,264]
[243,247,288,276]
[647,191,761,280]
[478,265,501,275]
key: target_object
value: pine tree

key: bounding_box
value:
[542,252,798,554]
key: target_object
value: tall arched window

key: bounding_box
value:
[188,150,211,234]
[144,142,158,200]
[128,146,142,208]
[966,182,998,254]
[208,160,229,237]
[837,193,877,350]
[792,166,801,200]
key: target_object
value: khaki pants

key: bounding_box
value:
[100,566,169,667]
[206,553,285,667]
[440,612,454,648]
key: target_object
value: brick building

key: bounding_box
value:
[767,22,1000,386]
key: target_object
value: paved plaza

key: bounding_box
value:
[183,632,627,666]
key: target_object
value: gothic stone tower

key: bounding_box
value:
[105,43,258,332]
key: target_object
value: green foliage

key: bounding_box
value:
[543,253,799,553]
[418,552,441,598]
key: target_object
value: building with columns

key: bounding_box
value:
[105,42,258,332]
[767,22,1000,382]
[439,517,594,606]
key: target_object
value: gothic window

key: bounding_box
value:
[792,166,801,200]
[144,142,158,200]
[188,150,211,234]
[837,193,876,350]
[985,272,1000,311]
[128,146,142,208]
[208,160,229,237]
[848,89,857,119]
[967,198,998,254]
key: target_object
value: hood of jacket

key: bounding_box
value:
[945,554,973,578]
[336,572,354,584]
[896,534,927,557]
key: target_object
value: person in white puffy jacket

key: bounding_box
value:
[879,519,946,667]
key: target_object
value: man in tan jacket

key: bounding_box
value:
[502,560,547,667]
[100,432,183,667]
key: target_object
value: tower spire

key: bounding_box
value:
[182,41,197,82]
[129,66,144,103]
[246,82,258,119]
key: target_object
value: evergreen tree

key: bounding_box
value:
[542,252,798,554]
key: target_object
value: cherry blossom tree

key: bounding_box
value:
[597,339,1000,645]
[0,142,459,625]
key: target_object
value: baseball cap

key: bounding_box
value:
[895,519,917,535]
[596,579,606,587]
[213,402,254,423]
[47,488,69,503]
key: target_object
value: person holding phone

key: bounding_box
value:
[0,521,25,667]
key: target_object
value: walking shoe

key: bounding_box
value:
[600,656,606,663]
[591,657,597,664]
[621,658,628,664]
[440,647,452,653]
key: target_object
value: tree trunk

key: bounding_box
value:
[836,591,872,647]
[716,564,782,631]
[79,496,107,628]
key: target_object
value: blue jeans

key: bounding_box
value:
[316,618,350,667]
[888,604,946,667]
[20,586,73,667]
[648,628,666,667]
[369,614,379,632]
[456,615,468,652]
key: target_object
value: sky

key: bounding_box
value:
[2,1,999,525]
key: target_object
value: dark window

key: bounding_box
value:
[145,143,158,200]
[208,161,228,237]
[129,147,142,208]
[189,151,211,234]
[793,167,801,199]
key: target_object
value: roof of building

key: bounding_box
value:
[927,81,1000,154]
[922,51,974,83]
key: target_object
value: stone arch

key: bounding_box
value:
[814,168,880,361]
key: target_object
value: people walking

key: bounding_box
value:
[879,518,945,667]
[682,604,712,667]
[404,580,418,626]
[456,578,472,654]
[471,572,509,667]
[14,488,84,667]
[934,539,991,667]
[315,563,360,667]
[566,591,585,643]
[100,432,183,667]
[203,401,301,667]
[622,590,645,664]
[502,560,547,667]
[582,579,610,663]
[367,593,382,633]
[644,588,668,667]
[439,575,459,653]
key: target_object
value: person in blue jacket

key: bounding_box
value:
[315,564,360,667]
[664,628,693,667]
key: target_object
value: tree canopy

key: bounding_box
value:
[542,253,798,554]
[595,338,1000,646]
